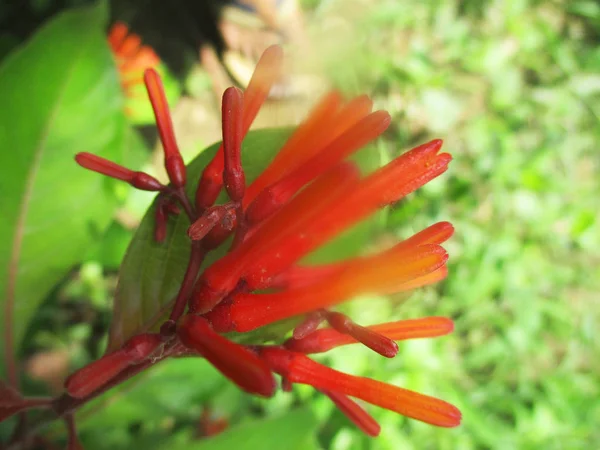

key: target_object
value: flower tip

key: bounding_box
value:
[441,249,449,264]
[263,44,284,61]
[74,152,86,165]
[443,317,455,334]
[414,395,462,428]
[74,152,100,170]
[382,341,399,358]
[379,110,392,128]
[438,404,462,428]
[438,152,453,168]
[437,221,455,242]
[143,67,159,84]
[223,85,244,104]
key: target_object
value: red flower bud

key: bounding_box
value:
[130,172,164,191]
[75,153,164,191]
[324,312,398,358]
[144,68,186,188]
[65,334,161,398]
[195,45,284,210]
[123,333,162,363]
[285,317,454,354]
[221,87,245,202]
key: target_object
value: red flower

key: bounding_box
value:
[71,44,461,438]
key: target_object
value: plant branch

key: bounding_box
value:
[5,340,183,450]
[166,241,205,327]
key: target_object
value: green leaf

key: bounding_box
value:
[0,3,129,379]
[160,407,320,450]
[108,130,379,350]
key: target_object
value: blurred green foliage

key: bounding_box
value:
[0,1,134,379]
[311,0,599,448]
[1,0,599,449]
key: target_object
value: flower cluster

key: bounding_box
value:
[107,22,160,102]
[71,45,460,438]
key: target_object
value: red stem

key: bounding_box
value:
[172,187,196,222]
[167,242,205,325]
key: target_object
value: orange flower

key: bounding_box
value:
[107,22,160,100]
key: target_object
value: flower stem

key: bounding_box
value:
[166,241,205,327]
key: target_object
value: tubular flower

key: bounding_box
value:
[72,44,461,438]
[107,22,160,101]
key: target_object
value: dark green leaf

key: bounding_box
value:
[0,3,129,378]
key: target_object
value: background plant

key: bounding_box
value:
[1,0,599,449]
